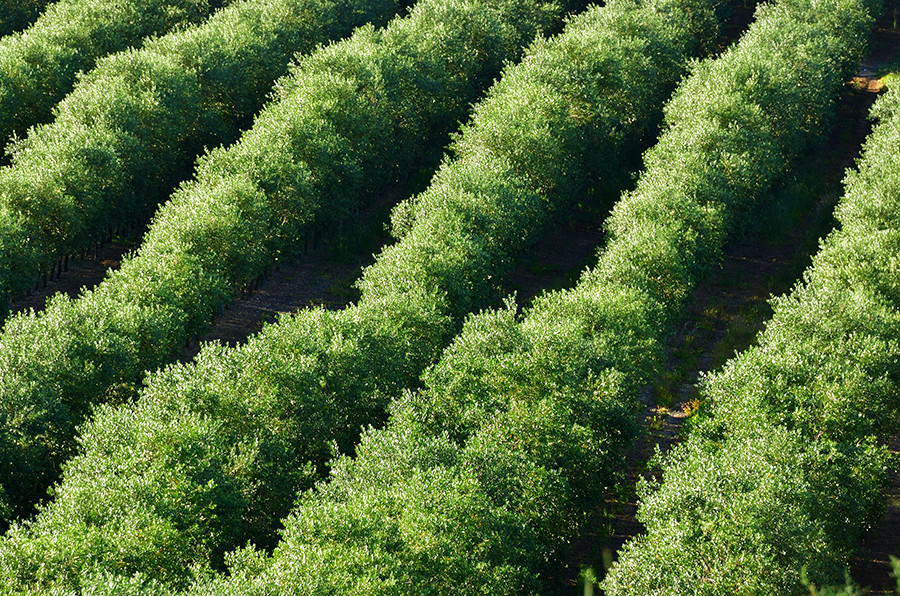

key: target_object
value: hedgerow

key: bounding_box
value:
[0,0,730,590]
[0,0,232,151]
[0,0,584,588]
[0,0,412,305]
[603,81,900,595]
[0,0,411,523]
[179,0,877,592]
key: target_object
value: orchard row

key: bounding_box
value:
[0,0,892,593]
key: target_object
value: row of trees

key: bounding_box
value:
[0,0,51,36]
[0,0,734,591]
[142,0,880,591]
[0,0,583,567]
[0,0,412,522]
[0,0,233,153]
[0,0,413,304]
[603,69,900,595]
[226,0,877,593]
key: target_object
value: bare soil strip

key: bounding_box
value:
[8,236,136,316]
[853,434,900,594]
[176,186,402,361]
[504,204,607,310]
[178,255,371,362]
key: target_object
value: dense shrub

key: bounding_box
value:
[0,0,232,151]
[603,33,900,596]
[0,0,411,523]
[0,0,593,524]
[200,0,877,592]
[0,0,583,589]
[0,0,732,590]
[0,0,411,302]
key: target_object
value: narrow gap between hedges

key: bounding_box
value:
[848,9,900,593]
[8,229,142,317]
[176,182,406,363]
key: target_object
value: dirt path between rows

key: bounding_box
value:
[854,434,900,594]
[843,13,900,595]
[178,254,372,362]
[8,238,134,316]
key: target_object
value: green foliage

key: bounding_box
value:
[0,299,451,590]
[606,428,888,594]
[0,0,732,590]
[896,558,900,593]
[0,0,410,300]
[225,0,880,592]
[0,0,874,591]
[171,0,790,592]
[0,0,232,149]
[603,21,900,596]
[0,0,410,522]
[368,0,725,321]
[804,571,868,596]
[0,0,580,588]
[247,429,546,595]
[0,0,588,530]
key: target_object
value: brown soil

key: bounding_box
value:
[8,238,134,316]
[178,255,371,362]
[504,205,607,310]
[852,434,900,595]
